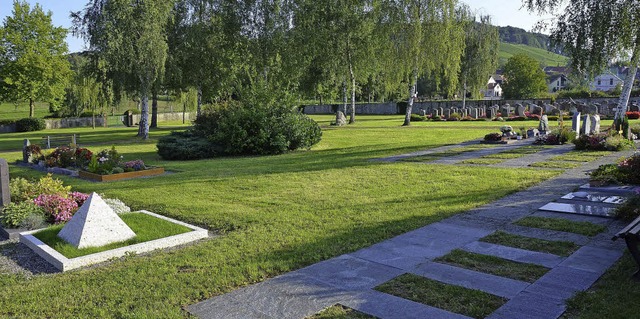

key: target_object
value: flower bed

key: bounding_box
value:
[590,153,640,186]
[24,145,163,181]
[0,175,132,239]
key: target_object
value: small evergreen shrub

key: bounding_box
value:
[15,118,45,132]
[410,114,426,122]
[484,133,502,141]
[614,194,640,221]
[157,131,222,160]
[448,112,461,121]
[618,153,640,184]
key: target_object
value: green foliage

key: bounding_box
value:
[0,1,72,117]
[14,117,45,132]
[157,131,221,160]
[614,195,640,221]
[410,114,426,122]
[502,54,548,99]
[589,164,624,185]
[0,201,45,228]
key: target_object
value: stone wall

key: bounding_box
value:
[45,117,107,129]
[301,97,640,115]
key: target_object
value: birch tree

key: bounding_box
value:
[458,8,499,106]
[73,0,174,139]
[524,0,640,128]
[386,0,462,126]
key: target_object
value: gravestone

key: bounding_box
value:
[587,104,599,115]
[572,112,581,136]
[432,109,439,118]
[527,128,540,138]
[22,139,31,163]
[539,115,549,133]
[0,158,9,207]
[581,114,591,136]
[531,105,543,116]
[515,104,526,117]
[569,106,578,115]
[58,193,136,249]
[472,108,479,119]
[589,114,601,134]
[489,107,497,119]
[445,109,451,119]
[336,111,347,126]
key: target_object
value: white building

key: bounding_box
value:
[483,75,503,99]
[590,68,624,91]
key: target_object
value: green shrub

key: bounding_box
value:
[484,133,502,141]
[614,195,640,221]
[631,124,640,136]
[9,174,71,202]
[15,118,45,132]
[618,153,640,184]
[604,134,635,151]
[448,112,461,121]
[157,131,222,160]
[0,202,46,228]
[589,164,623,185]
[432,115,441,121]
[410,114,426,122]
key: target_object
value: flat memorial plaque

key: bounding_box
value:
[539,202,614,218]
[580,184,640,195]
[561,192,625,204]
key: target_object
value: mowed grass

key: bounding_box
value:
[515,216,606,236]
[435,249,549,283]
[309,305,377,319]
[375,273,506,319]
[529,161,582,169]
[0,115,561,317]
[460,158,504,165]
[480,231,578,257]
[550,151,613,162]
[33,213,192,258]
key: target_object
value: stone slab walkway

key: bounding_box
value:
[188,145,637,319]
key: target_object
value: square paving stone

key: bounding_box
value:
[296,255,405,290]
[412,261,529,299]
[343,290,472,319]
[559,246,623,274]
[486,291,566,319]
[538,202,613,218]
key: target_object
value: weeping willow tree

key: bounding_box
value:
[524,0,640,130]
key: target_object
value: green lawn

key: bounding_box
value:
[0,115,564,317]
[499,42,569,67]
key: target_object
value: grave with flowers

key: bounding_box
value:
[0,165,207,271]
[22,141,164,182]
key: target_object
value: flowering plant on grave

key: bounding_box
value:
[122,160,146,172]
[33,194,79,223]
[484,133,502,141]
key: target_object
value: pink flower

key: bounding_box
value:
[34,194,79,224]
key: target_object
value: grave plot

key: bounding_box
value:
[538,202,614,218]
[561,192,626,204]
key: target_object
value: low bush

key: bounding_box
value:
[614,192,640,221]
[589,163,623,185]
[448,112,461,121]
[15,118,45,132]
[574,133,632,151]
[605,135,635,151]
[535,127,574,145]
[157,131,222,160]
[34,194,79,224]
[484,133,502,141]
[9,174,71,203]
[0,202,46,228]
[618,153,640,184]
[632,124,640,137]
[410,114,426,122]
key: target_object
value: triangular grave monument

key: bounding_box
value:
[58,193,136,249]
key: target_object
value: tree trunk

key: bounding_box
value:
[342,79,347,114]
[403,68,419,126]
[319,95,323,105]
[197,86,202,118]
[29,99,35,118]
[462,81,467,110]
[349,63,356,124]
[151,92,158,128]
[615,49,639,122]
[138,91,150,139]
[183,100,186,124]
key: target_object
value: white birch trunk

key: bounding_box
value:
[349,63,356,124]
[403,68,418,126]
[138,91,149,139]
[197,86,202,118]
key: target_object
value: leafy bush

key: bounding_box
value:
[589,164,623,185]
[618,153,640,184]
[448,112,461,121]
[604,135,635,151]
[9,174,71,202]
[432,115,441,121]
[15,117,45,132]
[157,131,222,160]
[484,133,502,141]
[410,114,426,122]
[626,112,640,120]
[574,134,607,150]
[0,202,46,228]
[614,192,640,221]
[159,103,322,160]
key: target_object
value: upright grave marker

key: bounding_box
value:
[0,158,10,207]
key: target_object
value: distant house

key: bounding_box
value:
[482,75,503,99]
[548,74,568,92]
[590,67,624,91]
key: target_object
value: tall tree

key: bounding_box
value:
[386,0,463,126]
[73,0,174,139]
[524,0,640,126]
[502,54,548,99]
[458,7,499,107]
[0,1,72,117]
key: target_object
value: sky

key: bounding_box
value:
[0,0,558,53]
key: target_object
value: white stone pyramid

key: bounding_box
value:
[58,193,136,249]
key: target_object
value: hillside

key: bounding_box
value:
[499,42,569,67]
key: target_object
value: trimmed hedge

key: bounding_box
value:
[15,118,45,132]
